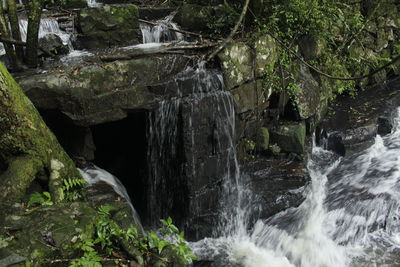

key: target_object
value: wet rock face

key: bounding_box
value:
[77,4,141,49]
[39,34,69,56]
[319,77,400,156]
[243,157,309,221]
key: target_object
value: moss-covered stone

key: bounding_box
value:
[288,61,327,120]
[270,121,306,154]
[60,0,88,8]
[173,4,215,32]
[256,127,269,151]
[0,62,81,210]
[17,55,191,126]
[254,34,278,77]
[218,42,253,89]
[78,4,140,48]
[1,202,98,263]
[231,81,266,114]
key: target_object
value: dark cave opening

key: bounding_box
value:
[39,109,150,223]
[90,112,149,221]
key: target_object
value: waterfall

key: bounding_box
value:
[86,0,101,8]
[192,107,400,266]
[0,18,73,56]
[79,165,144,232]
[140,14,183,44]
[146,62,248,232]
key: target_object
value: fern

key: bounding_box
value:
[62,178,88,202]
[27,192,53,207]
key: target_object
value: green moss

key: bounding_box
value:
[0,62,81,209]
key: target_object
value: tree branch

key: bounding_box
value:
[206,0,251,61]
[270,33,400,81]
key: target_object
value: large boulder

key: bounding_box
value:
[243,157,309,221]
[17,54,191,126]
[270,121,306,154]
[173,4,217,33]
[0,202,98,263]
[218,42,253,89]
[289,61,328,121]
[39,34,69,56]
[78,4,140,49]
[231,81,265,114]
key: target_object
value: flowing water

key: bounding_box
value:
[79,165,144,232]
[0,18,74,56]
[8,9,399,266]
[192,108,400,266]
[140,14,183,44]
[146,61,241,226]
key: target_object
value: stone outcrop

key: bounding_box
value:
[18,54,191,126]
[77,4,141,49]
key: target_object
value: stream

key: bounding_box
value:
[15,10,400,266]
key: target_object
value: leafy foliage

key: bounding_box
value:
[70,206,196,266]
[254,0,393,98]
[207,0,240,37]
[62,177,88,202]
[27,192,53,207]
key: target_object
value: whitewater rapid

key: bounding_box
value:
[192,108,400,267]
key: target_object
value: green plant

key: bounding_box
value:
[255,0,382,98]
[27,192,53,207]
[62,178,88,202]
[207,0,240,37]
[71,206,196,266]
[70,238,102,267]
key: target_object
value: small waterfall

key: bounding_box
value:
[79,165,144,232]
[0,18,74,56]
[140,15,183,44]
[86,0,102,8]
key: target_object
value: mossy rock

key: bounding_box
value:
[0,202,98,263]
[218,42,253,89]
[231,80,266,114]
[256,127,269,152]
[62,0,88,8]
[270,121,306,154]
[254,34,278,77]
[78,4,140,48]
[173,4,216,32]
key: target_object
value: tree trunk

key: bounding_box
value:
[6,0,24,61]
[0,62,81,210]
[25,0,43,67]
[0,2,19,70]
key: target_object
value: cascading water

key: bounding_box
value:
[140,14,183,44]
[146,61,254,237]
[79,164,144,232]
[86,0,101,8]
[0,18,74,55]
[192,107,400,266]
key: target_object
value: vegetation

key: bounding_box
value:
[253,0,399,98]
[71,206,195,266]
